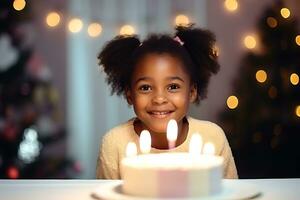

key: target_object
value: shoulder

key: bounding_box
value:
[188,116,225,135]
[102,118,135,142]
[187,116,227,154]
[101,118,137,153]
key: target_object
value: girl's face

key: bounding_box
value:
[126,53,197,134]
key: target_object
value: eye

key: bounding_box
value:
[138,85,152,92]
[167,83,180,91]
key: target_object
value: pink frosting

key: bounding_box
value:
[157,169,189,197]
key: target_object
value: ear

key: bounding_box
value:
[189,84,197,103]
[125,87,133,105]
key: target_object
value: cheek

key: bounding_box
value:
[170,92,190,106]
[132,94,149,110]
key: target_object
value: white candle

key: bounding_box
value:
[166,119,178,149]
[189,133,203,155]
[126,142,137,157]
[140,130,151,154]
[203,142,215,155]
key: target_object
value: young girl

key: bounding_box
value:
[96,25,238,179]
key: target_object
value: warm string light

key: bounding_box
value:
[13,0,26,11]
[227,95,239,109]
[120,25,135,36]
[38,4,298,52]
[175,14,190,26]
[256,70,267,83]
[68,18,83,33]
[45,12,104,37]
[224,0,238,12]
[295,35,300,46]
[46,12,61,27]
[244,35,257,49]
[266,17,278,28]
[290,73,299,85]
[280,8,291,19]
[296,105,300,118]
[87,23,102,37]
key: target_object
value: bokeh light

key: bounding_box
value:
[175,14,190,26]
[120,25,135,36]
[87,23,102,37]
[244,35,257,49]
[266,17,278,28]
[13,0,26,11]
[46,12,61,27]
[295,35,300,46]
[68,18,83,33]
[256,70,267,83]
[290,73,299,85]
[280,8,290,19]
[7,166,19,179]
[296,105,300,117]
[224,0,238,12]
[227,95,239,109]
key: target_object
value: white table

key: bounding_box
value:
[0,179,299,200]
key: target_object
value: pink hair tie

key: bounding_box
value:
[173,36,184,46]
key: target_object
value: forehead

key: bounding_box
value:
[133,53,189,80]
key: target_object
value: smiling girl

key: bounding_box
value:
[96,25,238,179]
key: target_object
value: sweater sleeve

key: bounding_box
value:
[220,136,238,179]
[96,132,120,179]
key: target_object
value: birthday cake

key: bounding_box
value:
[121,153,224,198]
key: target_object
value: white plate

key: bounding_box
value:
[91,180,262,200]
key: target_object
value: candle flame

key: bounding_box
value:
[126,142,137,157]
[140,130,151,154]
[189,133,203,155]
[203,142,215,155]
[167,119,178,142]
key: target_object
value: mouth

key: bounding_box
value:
[147,111,174,119]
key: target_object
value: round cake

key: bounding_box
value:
[121,153,224,198]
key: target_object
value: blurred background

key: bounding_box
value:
[0,0,300,179]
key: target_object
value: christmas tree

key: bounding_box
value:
[218,0,300,178]
[0,1,78,178]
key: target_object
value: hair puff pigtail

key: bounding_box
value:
[98,35,140,96]
[175,25,220,101]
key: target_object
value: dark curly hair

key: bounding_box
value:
[98,24,220,104]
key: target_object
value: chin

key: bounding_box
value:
[146,123,168,134]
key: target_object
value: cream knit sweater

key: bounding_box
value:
[96,116,238,179]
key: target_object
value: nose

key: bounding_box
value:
[151,91,168,105]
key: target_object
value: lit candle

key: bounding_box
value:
[189,133,203,155]
[166,119,178,149]
[126,142,137,157]
[140,130,151,154]
[203,142,215,155]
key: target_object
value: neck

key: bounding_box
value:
[134,117,189,150]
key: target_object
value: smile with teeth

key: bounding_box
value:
[148,111,173,118]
